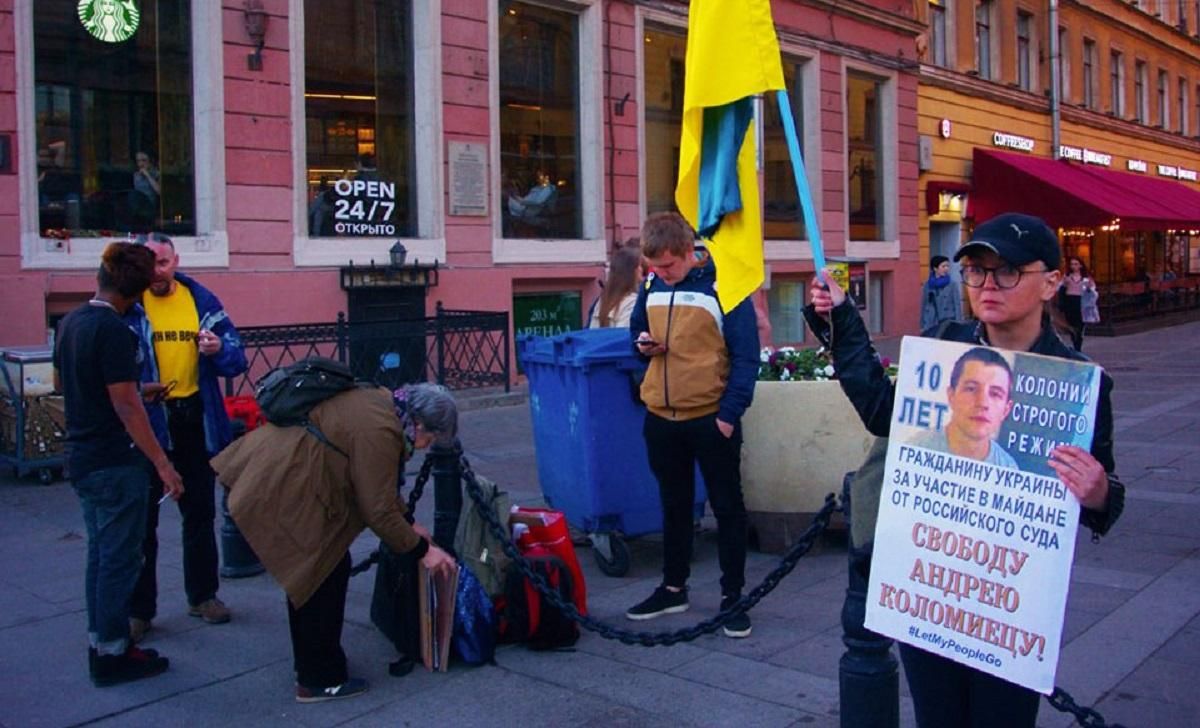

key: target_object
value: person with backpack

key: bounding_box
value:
[919,255,962,331]
[210,382,457,703]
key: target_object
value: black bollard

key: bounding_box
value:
[219,487,265,578]
[218,419,264,578]
[839,472,899,728]
[430,437,464,555]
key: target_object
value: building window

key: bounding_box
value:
[1135,61,1147,123]
[847,72,883,241]
[499,2,581,240]
[642,26,685,218]
[304,1,416,239]
[1110,51,1124,116]
[763,59,809,240]
[767,281,807,345]
[1180,78,1189,135]
[930,0,947,68]
[1082,40,1096,109]
[974,2,992,80]
[1195,84,1200,137]
[1016,11,1033,91]
[34,0,194,239]
[1057,27,1070,101]
[1158,69,1169,129]
[867,274,885,334]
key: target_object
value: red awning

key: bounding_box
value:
[970,148,1200,231]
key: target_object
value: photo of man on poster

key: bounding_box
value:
[907,347,1019,469]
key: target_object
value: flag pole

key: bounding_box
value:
[775,89,826,274]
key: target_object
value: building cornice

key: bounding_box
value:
[632,0,924,37]
[921,64,1200,153]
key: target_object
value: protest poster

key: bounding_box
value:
[864,336,1102,694]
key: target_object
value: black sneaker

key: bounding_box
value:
[720,594,752,638]
[625,586,689,621]
[296,677,369,703]
[91,645,169,687]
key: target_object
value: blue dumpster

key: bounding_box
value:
[518,328,707,577]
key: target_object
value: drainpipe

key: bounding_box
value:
[1049,0,1061,159]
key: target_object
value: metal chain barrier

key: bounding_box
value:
[1046,687,1126,728]
[349,456,435,576]
[460,455,838,646]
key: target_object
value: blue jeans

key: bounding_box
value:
[73,465,150,656]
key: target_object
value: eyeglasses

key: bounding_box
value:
[961,264,1048,289]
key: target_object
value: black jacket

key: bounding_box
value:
[804,300,1124,536]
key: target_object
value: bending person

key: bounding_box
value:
[211,383,457,703]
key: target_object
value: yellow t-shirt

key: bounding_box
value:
[142,283,201,399]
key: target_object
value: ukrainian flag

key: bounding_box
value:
[675,0,784,313]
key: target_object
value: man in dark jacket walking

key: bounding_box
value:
[624,212,760,637]
[124,233,248,640]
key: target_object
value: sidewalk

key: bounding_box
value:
[1,322,1198,727]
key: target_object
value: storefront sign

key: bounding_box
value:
[513,292,583,373]
[1178,168,1198,182]
[78,0,140,43]
[940,119,952,139]
[448,142,488,217]
[332,178,397,236]
[828,258,868,311]
[1127,159,1148,173]
[1158,164,1179,178]
[992,132,1035,153]
[1057,146,1111,167]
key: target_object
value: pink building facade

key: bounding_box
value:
[0,0,922,359]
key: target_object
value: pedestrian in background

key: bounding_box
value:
[588,240,645,329]
[806,212,1124,728]
[1059,256,1093,351]
[125,232,248,642]
[624,212,760,638]
[54,242,184,686]
[919,254,962,332]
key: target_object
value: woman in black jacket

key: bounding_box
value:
[805,212,1124,728]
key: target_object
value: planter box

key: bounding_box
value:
[740,380,875,552]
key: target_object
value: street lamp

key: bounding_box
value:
[243,0,268,71]
[389,241,408,269]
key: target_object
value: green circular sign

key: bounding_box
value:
[78,0,140,44]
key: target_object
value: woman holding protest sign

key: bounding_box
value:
[804,212,1124,728]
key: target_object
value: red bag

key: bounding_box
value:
[512,508,587,616]
[223,395,266,432]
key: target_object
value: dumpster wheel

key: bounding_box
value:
[590,532,631,577]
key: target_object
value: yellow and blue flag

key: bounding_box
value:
[674,0,784,313]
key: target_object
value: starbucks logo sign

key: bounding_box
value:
[78,0,140,43]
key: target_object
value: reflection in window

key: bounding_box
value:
[762,60,807,240]
[499,2,581,239]
[304,1,416,238]
[35,0,194,238]
[847,72,883,241]
[767,281,807,345]
[643,27,685,217]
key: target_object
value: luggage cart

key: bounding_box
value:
[0,347,65,484]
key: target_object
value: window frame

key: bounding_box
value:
[490,0,605,265]
[760,45,821,262]
[1110,49,1125,117]
[974,1,994,81]
[929,0,948,68]
[290,0,444,267]
[16,0,228,270]
[1016,10,1033,92]
[842,61,899,257]
[1057,27,1070,102]
[1158,69,1170,129]
[1081,38,1096,110]
[1179,77,1189,136]
[1135,60,1148,124]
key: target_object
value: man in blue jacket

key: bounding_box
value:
[125,233,248,640]
[624,212,760,637]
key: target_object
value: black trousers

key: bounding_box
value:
[644,412,747,596]
[131,395,220,619]
[899,644,1040,728]
[289,552,351,689]
[1061,294,1084,351]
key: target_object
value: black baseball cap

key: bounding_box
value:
[954,213,1061,270]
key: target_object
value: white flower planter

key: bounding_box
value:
[740,380,875,551]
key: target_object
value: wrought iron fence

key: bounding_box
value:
[224,303,510,396]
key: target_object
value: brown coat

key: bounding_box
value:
[211,386,423,608]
